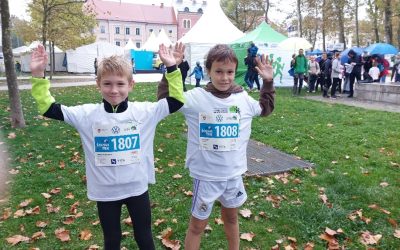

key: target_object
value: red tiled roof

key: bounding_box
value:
[89,0,177,24]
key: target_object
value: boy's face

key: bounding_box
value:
[96,74,134,106]
[207,60,236,92]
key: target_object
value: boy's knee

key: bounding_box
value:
[188,222,207,235]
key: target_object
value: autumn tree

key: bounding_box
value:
[221,0,266,32]
[28,0,97,77]
[11,16,37,47]
[1,0,26,128]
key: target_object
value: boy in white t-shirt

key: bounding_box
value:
[158,44,275,249]
[368,60,380,82]
[30,43,184,250]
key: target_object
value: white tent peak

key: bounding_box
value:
[124,38,139,51]
[178,0,244,44]
[157,28,172,47]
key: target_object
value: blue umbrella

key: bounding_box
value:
[364,43,398,55]
[306,49,323,56]
[340,47,363,64]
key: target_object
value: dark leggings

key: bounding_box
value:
[97,191,155,250]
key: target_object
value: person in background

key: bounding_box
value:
[189,61,204,87]
[293,48,308,95]
[94,58,98,76]
[307,56,320,93]
[369,60,380,82]
[316,53,327,92]
[330,52,341,98]
[15,61,22,75]
[391,53,400,82]
[131,58,136,74]
[322,53,332,98]
[178,55,190,91]
[347,49,362,97]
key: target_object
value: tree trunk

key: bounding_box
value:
[373,2,379,42]
[0,0,26,128]
[264,0,270,23]
[337,3,346,49]
[383,0,392,44]
[397,18,400,47]
[297,0,302,37]
[49,41,54,80]
[355,0,360,47]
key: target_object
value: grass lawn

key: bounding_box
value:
[0,84,399,249]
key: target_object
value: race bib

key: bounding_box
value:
[198,112,240,151]
[93,122,140,166]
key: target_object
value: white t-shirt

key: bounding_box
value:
[62,100,169,201]
[369,66,380,80]
[180,88,262,181]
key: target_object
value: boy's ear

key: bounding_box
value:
[129,79,135,89]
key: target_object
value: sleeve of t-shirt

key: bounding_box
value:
[245,91,262,117]
[134,99,170,125]
[61,104,94,128]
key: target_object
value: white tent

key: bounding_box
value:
[20,41,66,72]
[142,31,158,52]
[178,1,244,44]
[66,42,124,73]
[178,0,244,85]
[157,28,172,47]
[124,38,139,51]
[12,46,30,56]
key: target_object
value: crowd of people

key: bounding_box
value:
[288,48,395,98]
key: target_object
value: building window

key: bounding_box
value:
[183,19,191,29]
[115,27,120,34]
[202,1,207,5]
[100,25,105,33]
[169,30,172,34]
[149,28,153,33]
[125,27,130,35]
[116,41,121,46]
[136,28,140,35]
[136,42,141,48]
[184,7,189,12]
[198,8,203,13]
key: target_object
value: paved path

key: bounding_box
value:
[0,73,164,91]
[303,95,400,113]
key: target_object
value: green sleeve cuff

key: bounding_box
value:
[31,77,55,114]
[165,69,185,103]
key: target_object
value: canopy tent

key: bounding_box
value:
[231,42,294,87]
[232,22,287,45]
[179,0,244,85]
[157,28,172,47]
[20,41,65,72]
[12,46,30,56]
[364,43,398,55]
[66,42,124,73]
[142,31,158,51]
[124,39,139,51]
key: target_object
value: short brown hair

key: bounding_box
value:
[205,44,238,71]
[97,55,133,82]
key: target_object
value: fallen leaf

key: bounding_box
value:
[36,221,48,228]
[240,232,255,241]
[380,182,389,187]
[205,224,212,232]
[214,218,224,225]
[7,132,16,139]
[304,242,315,250]
[55,227,70,242]
[359,231,382,245]
[158,227,181,250]
[6,235,30,245]
[1,208,12,221]
[325,227,337,236]
[183,190,193,196]
[123,217,132,226]
[63,216,75,225]
[172,174,182,179]
[31,231,46,240]
[46,204,61,213]
[49,188,61,194]
[13,209,26,218]
[394,229,400,239]
[65,192,74,199]
[79,229,92,240]
[327,123,334,127]
[154,218,166,226]
[88,244,100,250]
[25,206,40,215]
[41,193,51,199]
[18,199,33,208]
[239,209,252,218]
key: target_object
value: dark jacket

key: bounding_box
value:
[348,50,362,75]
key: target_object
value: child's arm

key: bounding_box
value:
[255,54,275,117]
[157,43,185,113]
[30,44,64,121]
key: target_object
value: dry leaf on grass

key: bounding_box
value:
[359,231,382,245]
[79,229,92,240]
[18,198,33,208]
[55,227,70,242]
[157,227,181,250]
[6,235,30,245]
[31,231,46,240]
[154,218,166,226]
[394,229,400,239]
[36,221,48,228]
[239,208,252,218]
[240,232,255,241]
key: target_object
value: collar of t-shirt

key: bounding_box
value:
[203,82,244,99]
[103,98,128,113]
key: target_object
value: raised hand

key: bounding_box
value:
[158,43,176,67]
[172,42,185,65]
[30,44,48,78]
[255,54,274,81]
